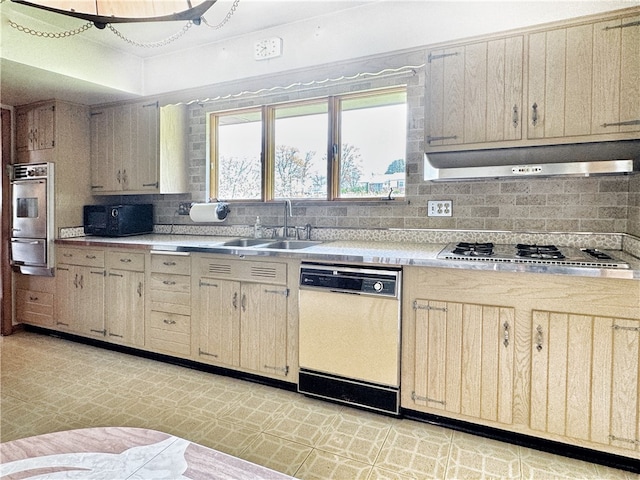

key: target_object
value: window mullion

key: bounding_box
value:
[208,114,219,200]
[263,105,275,201]
[328,96,340,201]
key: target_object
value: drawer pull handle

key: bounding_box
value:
[163,319,176,325]
[163,261,176,266]
[86,255,97,259]
[120,258,132,263]
[163,280,176,285]
[29,296,38,301]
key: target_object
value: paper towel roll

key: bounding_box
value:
[189,203,229,223]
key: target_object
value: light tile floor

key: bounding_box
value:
[1,331,636,479]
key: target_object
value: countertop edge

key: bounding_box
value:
[55,235,640,280]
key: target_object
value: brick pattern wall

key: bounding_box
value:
[149,49,635,236]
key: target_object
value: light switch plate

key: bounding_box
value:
[427,200,452,217]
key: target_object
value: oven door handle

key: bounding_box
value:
[11,239,41,245]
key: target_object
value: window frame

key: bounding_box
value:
[208,85,407,202]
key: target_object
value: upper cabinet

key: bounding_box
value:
[426,35,524,148]
[90,101,188,195]
[425,8,640,153]
[528,14,640,141]
[15,100,92,231]
[16,103,55,153]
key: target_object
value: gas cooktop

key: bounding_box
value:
[438,242,630,269]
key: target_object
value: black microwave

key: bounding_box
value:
[83,204,153,237]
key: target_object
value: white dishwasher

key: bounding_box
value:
[298,263,401,415]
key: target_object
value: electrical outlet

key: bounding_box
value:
[427,200,452,217]
[178,202,193,215]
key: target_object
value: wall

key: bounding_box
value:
[149,48,635,236]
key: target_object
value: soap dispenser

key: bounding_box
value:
[254,216,262,238]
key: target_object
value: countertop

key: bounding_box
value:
[56,234,640,280]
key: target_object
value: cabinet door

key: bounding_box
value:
[131,101,159,192]
[592,15,640,134]
[240,283,289,378]
[113,104,133,191]
[74,267,106,339]
[90,108,119,193]
[410,299,514,424]
[106,270,144,346]
[16,109,31,152]
[54,265,74,330]
[426,36,523,147]
[34,104,55,150]
[531,311,639,451]
[528,25,594,139]
[197,278,240,367]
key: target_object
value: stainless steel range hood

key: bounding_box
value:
[424,140,640,181]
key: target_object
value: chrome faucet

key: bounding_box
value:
[283,199,293,238]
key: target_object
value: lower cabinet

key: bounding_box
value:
[531,311,639,453]
[104,251,145,347]
[408,298,515,425]
[194,255,291,380]
[15,288,54,327]
[146,252,192,357]
[55,248,106,338]
[401,266,640,461]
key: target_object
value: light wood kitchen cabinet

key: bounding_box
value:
[13,100,91,230]
[407,297,515,425]
[527,13,640,141]
[530,311,639,453]
[425,35,523,148]
[401,266,640,461]
[55,247,106,338]
[146,252,192,357]
[16,103,55,153]
[90,102,187,195]
[15,289,54,327]
[105,251,145,347]
[194,255,291,380]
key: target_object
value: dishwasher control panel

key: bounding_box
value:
[300,264,400,297]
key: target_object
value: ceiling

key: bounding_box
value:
[1,0,377,105]
[2,0,638,107]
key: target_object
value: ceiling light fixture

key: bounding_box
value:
[10,0,217,29]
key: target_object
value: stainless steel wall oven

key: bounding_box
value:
[10,163,54,276]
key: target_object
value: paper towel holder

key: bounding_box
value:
[216,202,230,220]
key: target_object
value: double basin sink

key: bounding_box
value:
[216,238,321,250]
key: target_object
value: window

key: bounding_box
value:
[209,87,406,201]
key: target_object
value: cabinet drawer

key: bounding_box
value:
[150,254,190,275]
[149,287,190,308]
[196,257,287,284]
[16,289,53,326]
[147,311,191,357]
[150,273,190,293]
[57,247,105,267]
[149,298,190,316]
[148,310,190,334]
[106,251,145,272]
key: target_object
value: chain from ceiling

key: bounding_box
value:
[3,0,240,47]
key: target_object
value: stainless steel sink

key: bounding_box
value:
[262,240,321,250]
[221,238,272,247]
